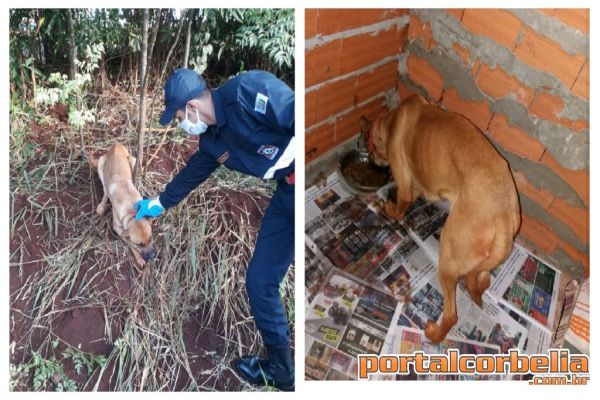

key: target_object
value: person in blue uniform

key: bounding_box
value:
[134,69,295,391]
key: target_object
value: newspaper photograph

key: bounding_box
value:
[306,245,334,303]
[397,281,444,330]
[305,336,358,380]
[353,286,399,330]
[489,245,562,330]
[450,288,528,352]
[306,270,364,347]
[337,316,389,357]
[498,302,552,354]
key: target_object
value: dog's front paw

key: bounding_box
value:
[384,201,400,220]
[424,320,442,344]
[133,254,146,270]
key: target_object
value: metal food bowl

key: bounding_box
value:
[339,149,391,192]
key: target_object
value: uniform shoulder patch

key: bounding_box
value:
[217,151,229,164]
[257,145,279,160]
[254,92,269,115]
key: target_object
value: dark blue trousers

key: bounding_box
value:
[245,179,294,347]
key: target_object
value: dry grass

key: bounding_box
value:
[9,86,294,391]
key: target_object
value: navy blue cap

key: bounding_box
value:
[159,69,207,126]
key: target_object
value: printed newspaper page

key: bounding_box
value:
[305,171,570,380]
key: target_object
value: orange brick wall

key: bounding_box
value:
[305,8,589,277]
[305,9,409,161]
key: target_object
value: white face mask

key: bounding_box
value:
[179,105,208,136]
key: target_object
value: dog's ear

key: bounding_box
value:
[359,116,372,140]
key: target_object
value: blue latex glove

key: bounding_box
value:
[134,197,164,220]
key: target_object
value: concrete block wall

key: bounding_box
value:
[304,8,589,279]
[402,9,589,278]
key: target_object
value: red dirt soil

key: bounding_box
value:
[10,119,291,391]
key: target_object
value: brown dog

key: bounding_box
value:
[89,144,156,269]
[360,95,521,343]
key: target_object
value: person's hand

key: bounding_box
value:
[134,197,164,220]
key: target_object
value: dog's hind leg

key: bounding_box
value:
[425,266,458,344]
[95,159,108,216]
[464,270,490,307]
[127,155,137,173]
[96,191,108,216]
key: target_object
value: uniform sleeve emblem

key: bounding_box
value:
[254,92,269,115]
[217,151,230,164]
[257,145,279,160]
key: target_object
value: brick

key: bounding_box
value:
[305,90,317,128]
[548,197,589,245]
[452,42,471,67]
[529,91,563,120]
[355,61,398,104]
[519,214,589,274]
[476,64,534,106]
[408,14,433,49]
[340,27,403,75]
[488,114,545,161]
[311,61,399,125]
[306,9,318,40]
[540,151,589,207]
[514,26,586,88]
[519,214,559,254]
[529,91,588,131]
[317,9,405,37]
[513,171,554,210]
[462,9,522,50]
[572,61,589,99]
[446,9,464,20]
[335,99,387,145]
[305,123,335,163]
[407,53,444,101]
[553,9,589,34]
[306,39,342,87]
[314,78,356,125]
[441,87,492,132]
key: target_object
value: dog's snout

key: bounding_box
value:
[142,248,157,261]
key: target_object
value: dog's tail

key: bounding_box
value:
[87,150,100,169]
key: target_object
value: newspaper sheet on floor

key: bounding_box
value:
[305,172,564,380]
[382,326,502,381]
[375,181,561,354]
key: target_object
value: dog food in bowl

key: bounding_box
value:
[339,150,390,192]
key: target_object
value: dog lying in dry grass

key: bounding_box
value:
[88,144,156,269]
[361,95,521,343]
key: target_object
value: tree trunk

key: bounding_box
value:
[183,9,193,68]
[134,9,150,185]
[66,9,77,80]
[146,10,186,137]
[100,55,106,91]
[147,10,160,70]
